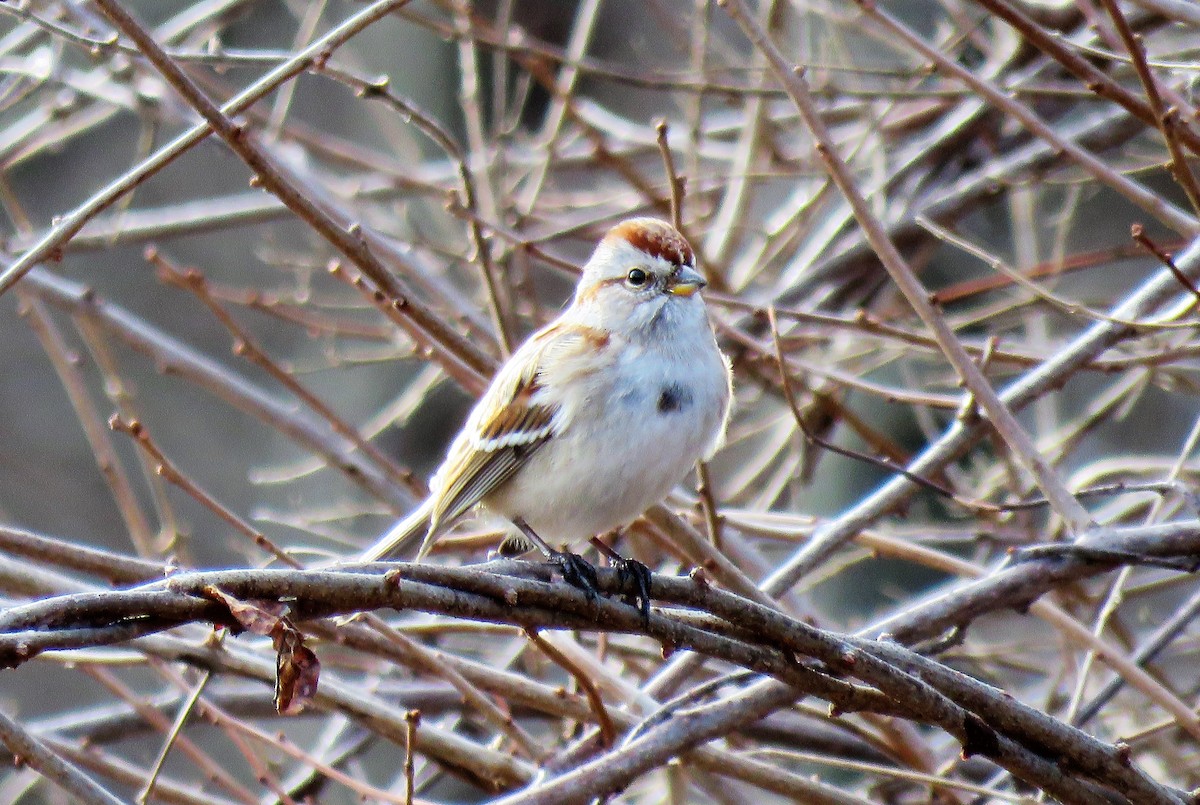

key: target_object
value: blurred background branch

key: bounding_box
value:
[2,0,1200,802]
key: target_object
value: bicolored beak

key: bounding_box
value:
[666,266,707,297]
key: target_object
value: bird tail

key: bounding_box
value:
[360,499,435,562]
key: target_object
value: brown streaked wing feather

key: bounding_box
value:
[431,394,555,528]
[477,376,554,447]
[430,440,541,530]
[426,332,563,534]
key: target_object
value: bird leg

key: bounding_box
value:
[590,534,652,626]
[511,517,599,600]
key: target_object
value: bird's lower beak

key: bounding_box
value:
[667,266,707,297]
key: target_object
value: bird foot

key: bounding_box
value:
[613,556,653,627]
[548,550,600,601]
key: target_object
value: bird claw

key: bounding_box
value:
[613,557,653,626]
[548,550,600,600]
[538,529,653,625]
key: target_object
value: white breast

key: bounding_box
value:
[486,321,730,546]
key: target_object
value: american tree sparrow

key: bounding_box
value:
[361,218,732,601]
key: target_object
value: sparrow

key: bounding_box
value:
[361,218,732,605]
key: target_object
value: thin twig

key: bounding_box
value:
[525,628,616,748]
[720,0,1095,536]
[137,664,215,804]
[109,415,300,568]
[0,707,126,805]
[150,250,421,497]
[656,120,684,229]
[1131,223,1200,305]
[0,0,420,298]
[404,709,420,805]
[1097,0,1200,214]
[966,0,1200,156]
[16,296,155,556]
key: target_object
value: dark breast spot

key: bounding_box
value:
[657,383,693,414]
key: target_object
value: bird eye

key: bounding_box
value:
[626,268,648,287]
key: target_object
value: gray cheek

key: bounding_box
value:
[657,382,694,414]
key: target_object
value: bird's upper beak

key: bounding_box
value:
[667,266,707,297]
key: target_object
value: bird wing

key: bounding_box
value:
[423,326,568,546]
